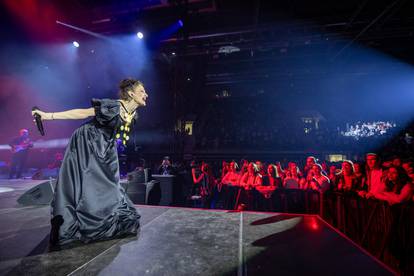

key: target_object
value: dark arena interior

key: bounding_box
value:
[1,0,414,275]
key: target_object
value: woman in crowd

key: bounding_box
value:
[275,162,285,181]
[237,162,262,210]
[284,162,302,189]
[220,161,241,209]
[255,160,266,176]
[303,156,317,177]
[402,161,414,181]
[192,163,217,208]
[374,166,414,205]
[336,160,358,192]
[353,162,367,192]
[308,164,330,193]
[262,164,282,187]
[221,161,240,186]
[240,162,263,188]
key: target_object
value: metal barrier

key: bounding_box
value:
[211,187,414,274]
[322,192,414,275]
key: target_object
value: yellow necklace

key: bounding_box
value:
[117,102,135,145]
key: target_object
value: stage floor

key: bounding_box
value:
[0,180,394,275]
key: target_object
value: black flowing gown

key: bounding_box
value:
[51,98,140,245]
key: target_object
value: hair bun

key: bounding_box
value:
[119,78,136,90]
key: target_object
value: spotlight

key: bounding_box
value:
[136,32,144,39]
[73,41,80,48]
[178,20,184,27]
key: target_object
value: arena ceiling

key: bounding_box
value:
[2,0,413,85]
[41,0,414,57]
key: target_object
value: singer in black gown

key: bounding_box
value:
[34,79,148,245]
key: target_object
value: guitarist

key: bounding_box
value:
[9,129,33,179]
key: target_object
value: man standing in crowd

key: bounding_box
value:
[359,153,385,198]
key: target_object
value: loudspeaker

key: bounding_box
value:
[17,180,55,205]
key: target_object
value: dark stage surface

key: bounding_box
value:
[0,180,395,275]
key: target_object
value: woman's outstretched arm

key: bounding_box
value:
[32,108,95,120]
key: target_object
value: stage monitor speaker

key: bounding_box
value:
[17,180,55,205]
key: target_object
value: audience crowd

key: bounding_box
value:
[188,153,414,210]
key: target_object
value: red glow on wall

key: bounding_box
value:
[4,0,65,41]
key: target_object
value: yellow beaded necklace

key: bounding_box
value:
[117,102,135,146]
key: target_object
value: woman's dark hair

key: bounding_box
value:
[385,166,409,194]
[119,78,144,100]
[268,164,279,178]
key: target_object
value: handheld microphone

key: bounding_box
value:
[32,106,45,136]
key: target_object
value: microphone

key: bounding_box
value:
[32,106,45,136]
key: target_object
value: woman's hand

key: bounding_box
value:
[32,110,53,120]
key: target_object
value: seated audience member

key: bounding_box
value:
[374,166,414,205]
[336,160,358,192]
[308,164,330,193]
[353,162,367,192]
[221,161,240,186]
[240,162,262,189]
[359,153,386,198]
[262,164,282,187]
[158,156,173,175]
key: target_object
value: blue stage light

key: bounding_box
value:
[73,41,80,48]
[137,32,144,39]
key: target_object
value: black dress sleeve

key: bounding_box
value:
[91,98,120,126]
